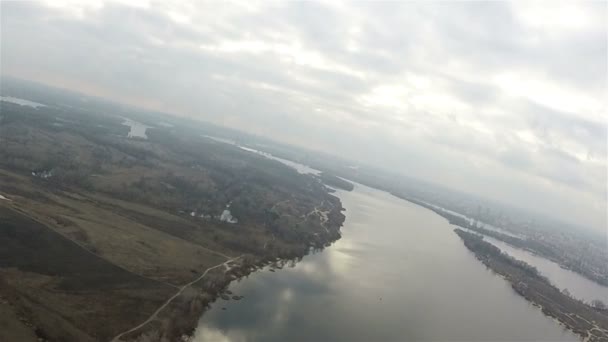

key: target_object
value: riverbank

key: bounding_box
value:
[1,105,353,342]
[454,229,608,342]
[113,199,346,342]
[192,183,579,341]
[404,196,608,287]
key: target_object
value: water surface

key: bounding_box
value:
[484,235,608,304]
[427,205,608,304]
[200,136,321,176]
[0,95,46,108]
[193,184,578,341]
[122,119,151,139]
[239,146,320,175]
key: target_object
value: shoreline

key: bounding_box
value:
[401,195,608,288]
[114,196,347,342]
[391,194,607,341]
[115,185,604,342]
[453,229,608,342]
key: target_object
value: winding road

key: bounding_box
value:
[110,255,242,342]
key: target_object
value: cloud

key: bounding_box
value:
[1,1,605,232]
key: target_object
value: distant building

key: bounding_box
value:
[220,209,238,224]
[31,170,53,179]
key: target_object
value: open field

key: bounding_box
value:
[0,206,174,341]
[0,101,345,340]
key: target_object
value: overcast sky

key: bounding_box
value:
[1,1,606,233]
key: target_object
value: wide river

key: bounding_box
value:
[193,183,578,341]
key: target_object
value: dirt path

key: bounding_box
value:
[4,203,246,342]
[270,199,290,211]
[299,204,330,233]
[110,255,242,342]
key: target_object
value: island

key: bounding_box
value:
[454,229,608,341]
[396,196,608,341]
[403,197,608,287]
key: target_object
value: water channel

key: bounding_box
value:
[193,183,578,341]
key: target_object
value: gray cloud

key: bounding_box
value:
[0,1,605,232]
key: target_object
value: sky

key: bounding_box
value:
[1,1,606,234]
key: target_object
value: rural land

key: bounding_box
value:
[0,97,346,341]
[1,79,606,342]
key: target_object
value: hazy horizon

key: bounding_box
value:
[1,1,606,234]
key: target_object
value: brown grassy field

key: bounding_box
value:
[0,103,345,341]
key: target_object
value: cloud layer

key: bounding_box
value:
[1,1,606,232]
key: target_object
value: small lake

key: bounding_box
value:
[192,184,578,341]
[122,119,151,139]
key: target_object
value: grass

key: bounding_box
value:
[0,106,345,341]
[0,206,174,341]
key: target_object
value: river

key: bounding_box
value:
[422,206,608,304]
[482,235,608,304]
[192,183,578,341]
